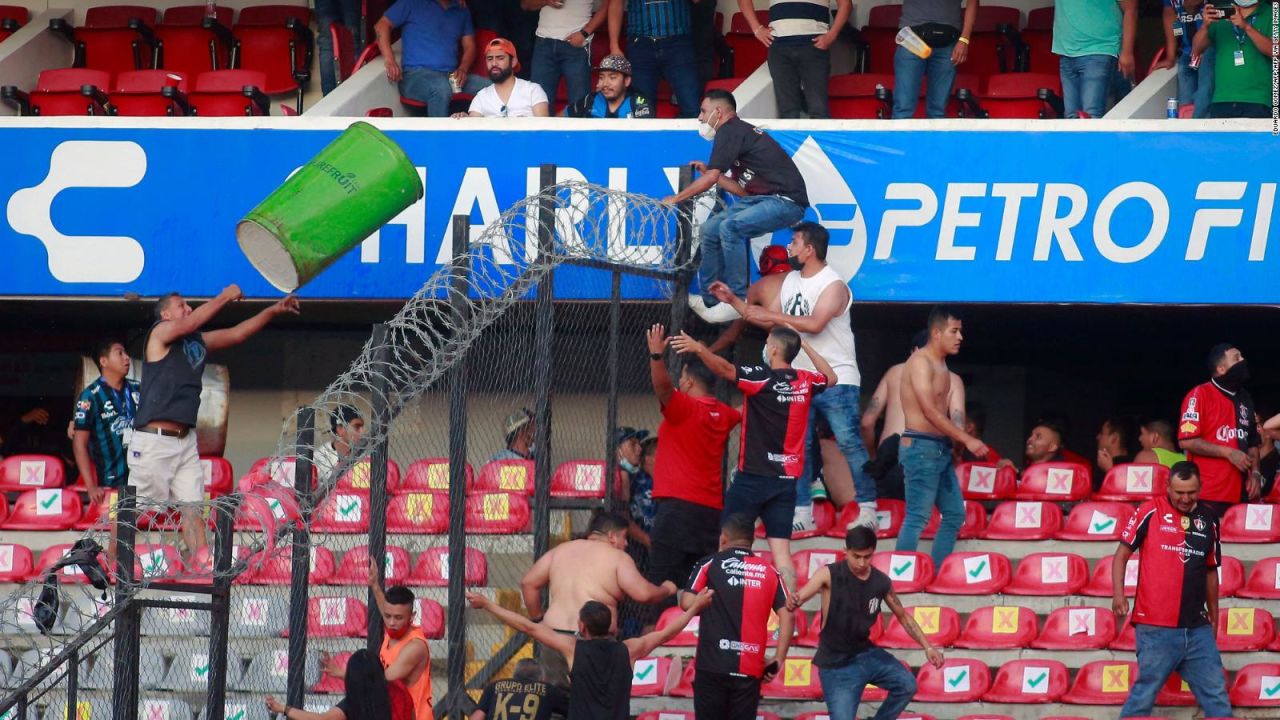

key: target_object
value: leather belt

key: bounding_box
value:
[134,425,189,439]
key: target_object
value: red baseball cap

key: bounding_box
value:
[758,245,789,275]
[486,37,520,72]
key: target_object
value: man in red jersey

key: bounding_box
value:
[644,324,742,605]
[1113,461,1231,719]
[683,515,792,720]
[1178,343,1261,517]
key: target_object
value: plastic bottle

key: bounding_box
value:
[1167,98,1178,119]
[895,27,932,59]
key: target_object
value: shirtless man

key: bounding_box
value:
[520,511,677,686]
[894,307,987,568]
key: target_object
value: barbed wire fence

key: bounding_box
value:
[0,169,722,719]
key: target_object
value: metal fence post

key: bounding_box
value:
[669,164,696,378]
[368,324,392,652]
[532,164,557,562]
[204,493,238,720]
[604,270,622,511]
[112,487,140,720]
[444,214,472,719]
[287,407,315,710]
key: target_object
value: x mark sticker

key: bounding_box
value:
[1016,503,1041,528]
[1047,468,1073,493]
[1124,465,1152,492]
[969,466,995,492]
[1041,556,1067,582]
[573,465,602,492]
[1102,665,1130,692]
[1227,608,1254,635]
[783,659,810,687]
[20,461,45,486]
[993,607,1019,633]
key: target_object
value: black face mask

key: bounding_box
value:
[787,254,804,271]
[1219,360,1251,390]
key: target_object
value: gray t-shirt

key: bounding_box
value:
[900,0,963,31]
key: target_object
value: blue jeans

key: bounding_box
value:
[531,36,591,111]
[1060,53,1116,118]
[895,432,965,567]
[627,34,703,118]
[315,0,361,95]
[1176,46,1215,118]
[800,384,876,509]
[892,43,957,119]
[818,647,917,720]
[698,195,805,302]
[1120,624,1232,718]
[399,68,490,117]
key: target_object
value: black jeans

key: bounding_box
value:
[1207,102,1271,118]
[694,669,762,720]
[768,42,831,118]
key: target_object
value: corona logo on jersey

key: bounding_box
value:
[0,124,1276,302]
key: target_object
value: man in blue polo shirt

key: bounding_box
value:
[374,0,492,116]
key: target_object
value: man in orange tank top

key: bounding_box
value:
[322,561,433,720]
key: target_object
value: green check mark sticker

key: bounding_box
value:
[1092,518,1116,533]
[194,663,209,678]
[339,500,359,517]
[1263,681,1280,697]
[38,494,58,510]
[947,670,968,687]
[892,561,912,576]
[967,561,987,578]
[1027,672,1047,688]
[634,664,655,681]
[227,711,245,720]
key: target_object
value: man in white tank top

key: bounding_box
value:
[710,222,877,532]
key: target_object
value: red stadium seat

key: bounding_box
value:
[630,656,676,697]
[1032,606,1116,649]
[669,661,695,697]
[330,545,412,585]
[243,456,317,491]
[464,493,530,533]
[476,459,535,495]
[872,551,934,593]
[55,8,156,76]
[35,544,107,585]
[134,543,184,580]
[793,549,843,590]
[656,606,702,646]
[154,7,234,79]
[914,658,991,702]
[1026,6,1054,29]
[1056,502,1133,541]
[416,597,445,638]
[1094,463,1167,501]
[388,492,449,534]
[797,612,822,647]
[761,657,822,699]
[312,491,371,533]
[231,5,314,111]
[982,659,1069,703]
[406,547,488,587]
[0,543,34,582]
[794,500,834,539]
[188,69,270,116]
[1022,7,1056,73]
[767,608,806,647]
[881,605,960,648]
[550,460,621,499]
[921,501,986,539]
[855,26,898,73]
[2,67,114,116]
[1218,555,1244,597]
[1082,554,1138,597]
[248,546,336,585]
[199,456,233,495]
[705,77,745,93]
[982,501,1063,540]
[827,74,893,119]
[334,459,402,494]
[234,485,302,537]
[866,4,902,28]
[1062,660,1136,704]
[3,489,82,530]
[403,458,474,493]
[329,21,356,84]
[961,72,1065,119]
[954,605,1038,649]
[313,651,351,693]
[724,11,770,77]
[302,596,368,638]
[1238,557,1280,599]
[1157,671,1214,706]
[1229,663,1280,707]
[0,455,66,491]
[0,5,28,42]
[872,498,906,538]
[1221,503,1280,543]
[1218,607,1275,651]
[1016,462,1090,501]
[1109,613,1137,650]
[964,5,1023,78]
[1004,552,1089,596]
[75,488,116,531]
[926,552,1011,595]
[957,462,1017,500]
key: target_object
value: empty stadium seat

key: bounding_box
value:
[550,460,624,499]
[1021,6,1056,73]
[957,462,1017,500]
[761,657,822,699]
[793,549,843,590]
[234,484,302,533]
[403,458,474,492]
[926,552,1011,594]
[1004,552,1089,596]
[915,658,991,702]
[669,660,695,697]
[1094,463,1167,501]
[74,487,115,531]
[827,73,893,119]
[656,606,702,646]
[299,596,368,638]
[724,11,770,77]
[872,551,934,593]
[388,492,449,534]
[312,490,371,533]
[4,488,82,530]
[333,459,402,494]
[134,543,183,580]
[1061,660,1136,704]
[245,456,317,490]
[1238,557,1280,599]
[313,651,351,694]
[329,21,356,84]
[231,4,314,111]
[154,4,234,79]
[959,72,1065,119]
[1157,671,1214,706]
[330,544,412,585]
[158,649,235,690]
[921,501,987,539]
[1222,503,1280,543]
[955,605,1038,649]
[51,7,156,76]
[983,659,1069,703]
[854,25,897,73]
[0,5,27,42]
[964,5,1023,78]
[631,656,676,697]
[464,492,530,533]
[406,547,488,587]
[416,597,445,638]
[982,501,1063,540]
[1082,554,1138,596]
[231,594,288,636]
[34,544,105,585]
[187,69,270,115]
[1056,502,1133,541]
[0,454,66,491]
[0,543,34,582]
[1032,606,1117,650]
[1218,607,1275,651]
[476,459,535,495]
[1229,663,1280,707]
[2,68,113,116]
[1016,462,1091,501]
[251,545,335,586]
[1109,613,1136,650]
[880,605,959,648]
[236,649,320,693]
[196,455,234,495]
[767,608,806,647]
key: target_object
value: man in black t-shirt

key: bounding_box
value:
[788,526,943,720]
[471,659,567,720]
[661,89,809,324]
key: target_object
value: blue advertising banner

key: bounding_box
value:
[2,120,1276,303]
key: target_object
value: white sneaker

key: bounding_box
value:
[850,504,879,530]
[700,302,742,324]
[810,479,828,500]
[792,506,817,535]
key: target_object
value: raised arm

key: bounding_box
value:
[626,588,714,660]
[647,324,675,406]
[149,285,241,347]
[786,565,830,611]
[669,332,736,381]
[884,590,943,667]
[796,333,837,387]
[203,295,300,352]
[467,592,576,657]
[520,550,554,620]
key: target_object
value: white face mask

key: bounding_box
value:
[620,458,640,474]
[698,110,720,141]
[1236,0,1257,7]
[761,346,771,366]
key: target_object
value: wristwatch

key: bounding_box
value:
[650,352,663,361]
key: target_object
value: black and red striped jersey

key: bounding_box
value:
[1121,495,1221,628]
[687,548,789,678]
[736,365,827,478]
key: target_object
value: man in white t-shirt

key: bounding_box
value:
[313,404,365,482]
[456,37,551,117]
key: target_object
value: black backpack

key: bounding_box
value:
[33,538,109,635]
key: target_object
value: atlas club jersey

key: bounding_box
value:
[1120,495,1221,628]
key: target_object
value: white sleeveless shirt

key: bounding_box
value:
[779,265,860,386]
